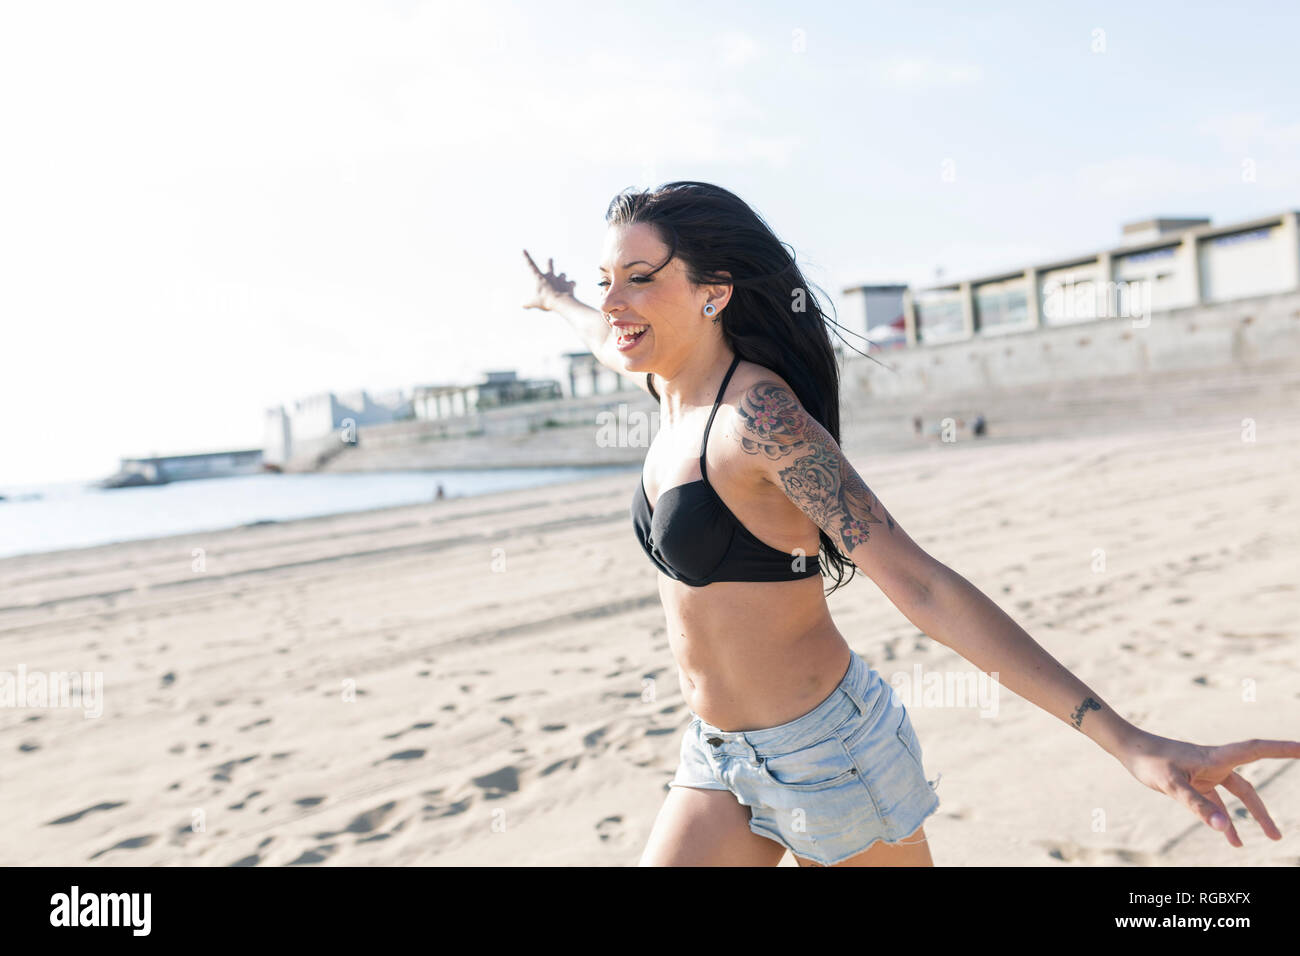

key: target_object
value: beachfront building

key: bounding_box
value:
[564,351,633,396]
[412,370,562,420]
[412,383,479,420]
[263,388,414,466]
[844,209,1300,348]
[840,284,909,351]
[103,449,264,487]
[474,370,563,408]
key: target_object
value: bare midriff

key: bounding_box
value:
[660,573,853,732]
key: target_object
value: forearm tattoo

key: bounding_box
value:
[1070,696,1102,730]
[737,380,895,551]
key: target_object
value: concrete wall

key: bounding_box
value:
[847,289,1300,398]
[304,387,659,472]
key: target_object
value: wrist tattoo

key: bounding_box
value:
[1070,696,1102,730]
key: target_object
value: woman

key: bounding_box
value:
[521,181,1298,867]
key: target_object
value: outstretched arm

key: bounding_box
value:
[734,376,1300,846]
[733,378,1138,754]
[520,249,654,396]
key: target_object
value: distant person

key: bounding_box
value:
[435,483,445,500]
[972,414,986,437]
[520,181,1292,867]
[912,415,922,436]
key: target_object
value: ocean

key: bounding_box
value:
[0,466,636,560]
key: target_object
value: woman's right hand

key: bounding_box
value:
[522,249,576,312]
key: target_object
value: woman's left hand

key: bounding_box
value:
[1116,731,1300,847]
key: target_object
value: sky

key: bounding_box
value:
[1,0,1297,486]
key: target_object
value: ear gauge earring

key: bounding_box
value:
[703,303,716,316]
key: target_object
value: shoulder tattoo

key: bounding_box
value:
[735,381,805,459]
[736,380,896,551]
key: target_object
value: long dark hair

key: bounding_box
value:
[605,180,881,596]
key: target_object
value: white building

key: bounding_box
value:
[411,370,563,421]
[412,384,480,420]
[263,388,413,466]
[564,351,631,396]
[840,284,909,351]
[862,209,1300,347]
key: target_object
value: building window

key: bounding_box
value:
[974,278,1029,332]
[914,289,965,341]
[1121,245,1177,264]
[1210,227,1271,247]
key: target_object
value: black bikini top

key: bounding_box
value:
[631,354,822,587]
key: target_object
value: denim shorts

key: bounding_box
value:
[669,649,941,866]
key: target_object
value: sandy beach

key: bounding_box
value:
[2,395,1298,866]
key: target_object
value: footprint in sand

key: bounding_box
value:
[295,796,327,808]
[541,723,566,732]
[89,834,157,860]
[287,844,337,865]
[425,797,472,817]
[382,721,436,740]
[173,822,199,841]
[211,754,259,783]
[602,689,642,701]
[227,790,263,810]
[472,766,521,799]
[595,815,626,844]
[46,801,127,826]
[310,801,400,841]
[380,749,425,762]
[1036,839,1155,866]
[541,756,580,776]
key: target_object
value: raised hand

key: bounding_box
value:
[522,249,576,312]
